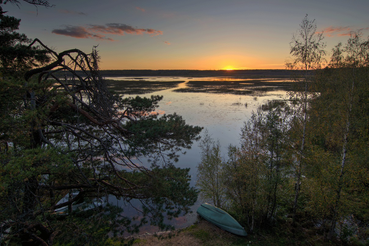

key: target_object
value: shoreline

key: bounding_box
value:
[99,69,296,78]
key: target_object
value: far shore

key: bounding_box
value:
[99,69,298,78]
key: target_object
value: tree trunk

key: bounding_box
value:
[292,71,308,223]
[329,72,355,238]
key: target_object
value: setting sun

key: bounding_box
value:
[222,65,235,71]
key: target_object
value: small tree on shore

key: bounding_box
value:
[196,130,225,208]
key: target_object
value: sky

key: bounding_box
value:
[2,0,369,70]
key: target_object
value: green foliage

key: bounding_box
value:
[0,75,201,244]
[195,26,369,242]
[196,130,226,208]
[288,14,326,71]
[51,205,138,246]
[304,33,369,238]
[117,165,198,231]
[286,15,327,223]
[0,9,202,244]
[0,6,50,77]
[124,110,202,163]
[225,102,293,231]
[191,228,211,241]
[196,101,293,232]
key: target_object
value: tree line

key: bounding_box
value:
[197,15,369,244]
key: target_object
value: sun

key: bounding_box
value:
[222,65,235,71]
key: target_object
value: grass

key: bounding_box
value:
[104,78,294,95]
[127,217,360,246]
[105,79,182,94]
[173,80,294,95]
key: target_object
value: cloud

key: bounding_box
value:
[59,9,86,15]
[52,26,114,41]
[337,33,353,37]
[357,27,369,33]
[318,26,352,37]
[135,7,145,12]
[52,23,162,40]
[89,23,163,36]
[317,26,369,37]
[164,41,171,45]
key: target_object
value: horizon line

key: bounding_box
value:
[99,68,289,71]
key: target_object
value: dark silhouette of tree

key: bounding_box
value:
[0,0,52,7]
[0,6,50,77]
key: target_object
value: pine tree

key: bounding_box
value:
[0,5,49,77]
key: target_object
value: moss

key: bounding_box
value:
[191,228,211,241]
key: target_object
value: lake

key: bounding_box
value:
[105,75,290,235]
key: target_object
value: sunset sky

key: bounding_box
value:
[3,0,369,70]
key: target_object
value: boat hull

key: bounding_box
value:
[197,203,247,237]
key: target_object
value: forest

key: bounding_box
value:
[197,15,369,245]
[0,1,202,245]
[1,0,369,245]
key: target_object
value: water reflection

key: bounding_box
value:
[109,77,288,235]
[107,76,294,83]
[107,196,198,237]
[106,76,294,95]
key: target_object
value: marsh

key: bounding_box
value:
[104,71,292,233]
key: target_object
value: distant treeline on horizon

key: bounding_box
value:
[53,69,309,79]
[98,69,295,78]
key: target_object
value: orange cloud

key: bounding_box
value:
[318,26,369,37]
[318,26,353,37]
[135,6,146,12]
[164,41,171,45]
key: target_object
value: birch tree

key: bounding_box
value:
[306,31,369,239]
[287,15,325,221]
[196,131,225,208]
[328,32,369,238]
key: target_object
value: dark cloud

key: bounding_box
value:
[52,23,162,40]
[59,9,87,15]
[89,23,163,36]
[52,26,114,41]
[135,7,145,12]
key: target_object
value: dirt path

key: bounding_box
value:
[132,232,202,246]
[129,224,203,246]
[130,219,247,246]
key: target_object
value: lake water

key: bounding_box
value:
[107,76,288,235]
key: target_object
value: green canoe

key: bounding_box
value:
[197,203,247,236]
